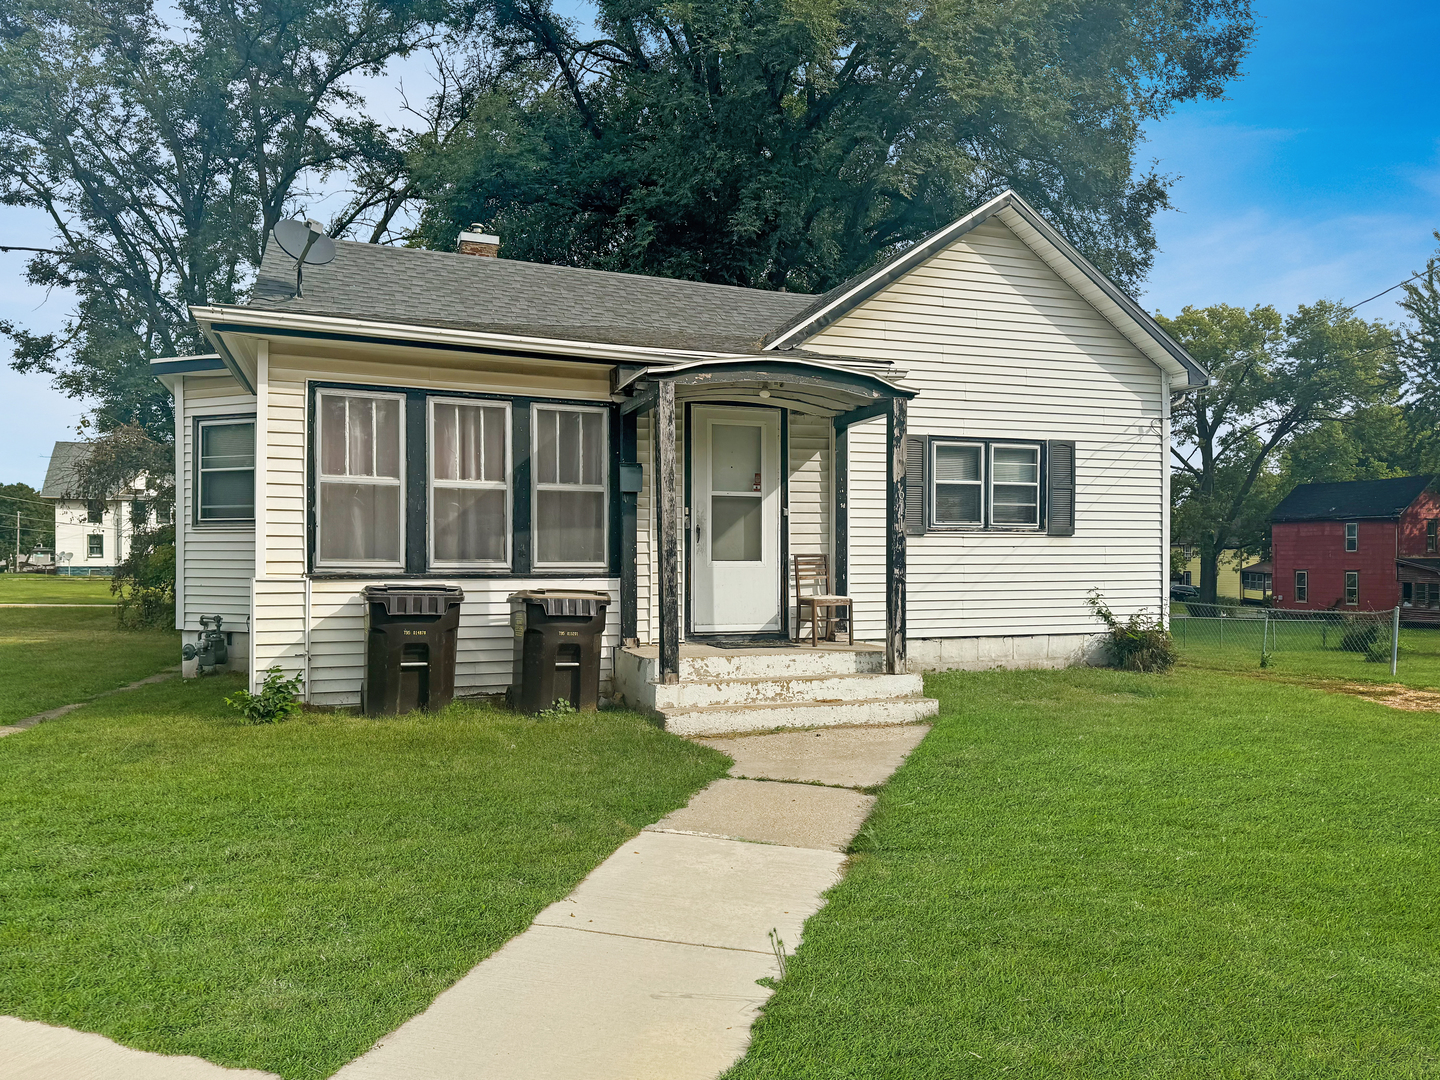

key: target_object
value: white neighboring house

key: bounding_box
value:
[155,189,1207,728]
[39,441,158,575]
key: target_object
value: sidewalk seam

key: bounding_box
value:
[535,922,771,955]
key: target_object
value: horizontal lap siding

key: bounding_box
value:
[812,218,1165,640]
[182,378,257,631]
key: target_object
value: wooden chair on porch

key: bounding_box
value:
[793,554,853,646]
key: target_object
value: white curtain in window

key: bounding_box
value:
[534,407,607,564]
[318,394,403,564]
[432,402,509,564]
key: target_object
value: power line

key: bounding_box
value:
[1346,269,1430,313]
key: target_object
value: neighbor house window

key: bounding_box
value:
[1428,520,1437,553]
[532,404,608,567]
[197,419,256,522]
[1294,570,1308,603]
[930,442,983,526]
[1183,571,1192,586]
[990,444,1041,527]
[86,499,104,524]
[1345,522,1358,552]
[316,390,404,567]
[131,500,148,528]
[1344,571,1358,605]
[429,399,510,567]
[87,534,103,558]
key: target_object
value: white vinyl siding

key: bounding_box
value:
[808,216,1166,640]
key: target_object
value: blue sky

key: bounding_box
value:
[2,0,1438,487]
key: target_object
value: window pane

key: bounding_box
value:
[711,495,762,561]
[556,410,581,484]
[993,484,1039,524]
[374,398,401,479]
[536,489,605,564]
[581,412,605,486]
[483,407,506,483]
[711,424,762,493]
[434,403,459,481]
[433,487,507,563]
[201,469,255,519]
[934,444,980,482]
[319,482,401,563]
[346,398,375,477]
[320,396,347,475]
[537,410,558,484]
[201,422,255,470]
[935,484,981,524]
[993,447,1038,483]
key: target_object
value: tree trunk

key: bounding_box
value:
[1198,537,1221,605]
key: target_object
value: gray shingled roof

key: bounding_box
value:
[1270,476,1436,523]
[249,240,817,352]
[39,441,89,499]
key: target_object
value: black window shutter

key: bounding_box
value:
[1047,440,1076,536]
[905,435,927,535]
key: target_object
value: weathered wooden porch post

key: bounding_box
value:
[885,397,907,675]
[655,380,680,684]
[619,410,638,646]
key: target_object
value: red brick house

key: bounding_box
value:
[1270,475,1440,620]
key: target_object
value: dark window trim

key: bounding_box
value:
[910,435,1048,533]
[306,380,621,579]
[192,412,257,529]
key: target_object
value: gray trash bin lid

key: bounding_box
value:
[509,589,612,617]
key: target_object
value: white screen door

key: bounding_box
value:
[691,406,782,633]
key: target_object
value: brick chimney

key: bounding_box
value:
[457,224,500,257]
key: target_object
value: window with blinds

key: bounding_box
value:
[315,391,404,567]
[931,442,983,526]
[532,404,608,567]
[990,444,1041,527]
[430,400,510,567]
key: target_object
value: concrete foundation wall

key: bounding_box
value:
[906,633,1107,673]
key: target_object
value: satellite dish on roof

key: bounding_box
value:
[273,218,335,298]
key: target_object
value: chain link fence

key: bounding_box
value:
[1171,601,1400,677]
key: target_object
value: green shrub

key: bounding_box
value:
[225,667,305,724]
[1338,618,1380,653]
[1087,590,1177,673]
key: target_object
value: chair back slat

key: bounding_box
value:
[793,554,830,597]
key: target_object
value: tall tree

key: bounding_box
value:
[1163,302,1401,604]
[411,0,1256,293]
[0,0,449,436]
[1397,232,1440,468]
[0,482,52,567]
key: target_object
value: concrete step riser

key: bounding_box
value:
[662,697,940,738]
[651,674,924,710]
[632,652,888,682]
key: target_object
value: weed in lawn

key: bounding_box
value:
[225,666,305,724]
[724,665,1440,1080]
[0,675,730,1079]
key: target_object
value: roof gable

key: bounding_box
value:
[1270,476,1436,523]
[763,190,1207,389]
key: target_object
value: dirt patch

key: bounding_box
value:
[1333,682,1440,712]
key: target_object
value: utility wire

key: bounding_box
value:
[1345,268,1430,314]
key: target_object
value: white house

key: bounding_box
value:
[39,442,158,575]
[155,189,1206,731]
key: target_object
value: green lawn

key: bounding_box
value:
[0,573,115,604]
[1173,616,1440,689]
[0,607,179,724]
[726,667,1440,1079]
[0,676,730,1078]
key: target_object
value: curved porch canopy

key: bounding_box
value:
[614,356,914,685]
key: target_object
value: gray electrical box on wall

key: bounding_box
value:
[619,463,643,493]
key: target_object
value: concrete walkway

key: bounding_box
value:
[334,722,929,1080]
[0,1017,278,1079]
[0,667,180,738]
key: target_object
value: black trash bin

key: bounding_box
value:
[508,590,611,714]
[361,584,465,716]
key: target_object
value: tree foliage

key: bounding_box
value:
[0,481,52,565]
[412,0,1256,293]
[1162,301,1401,603]
[0,0,452,435]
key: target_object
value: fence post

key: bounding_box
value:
[1392,606,1401,677]
[1261,610,1269,663]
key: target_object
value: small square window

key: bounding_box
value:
[1344,571,1358,606]
[1345,522,1358,552]
[87,534,103,559]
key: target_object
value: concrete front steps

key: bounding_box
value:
[614,644,939,736]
